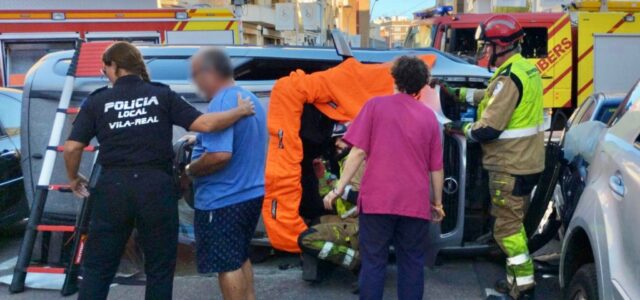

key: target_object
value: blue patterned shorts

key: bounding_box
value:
[194,197,263,273]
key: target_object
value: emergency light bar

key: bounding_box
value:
[436,6,454,16]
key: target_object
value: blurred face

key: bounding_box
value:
[191,56,225,101]
[476,41,492,63]
[477,41,511,68]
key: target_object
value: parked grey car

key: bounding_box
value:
[559,81,640,300]
[558,92,624,229]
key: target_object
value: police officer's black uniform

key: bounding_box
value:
[68,75,202,300]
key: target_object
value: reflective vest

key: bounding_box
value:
[478,54,544,140]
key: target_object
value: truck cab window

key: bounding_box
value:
[404,24,434,48]
[446,28,477,58]
[521,28,548,59]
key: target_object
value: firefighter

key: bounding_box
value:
[440,15,545,300]
[63,41,255,300]
[298,124,363,272]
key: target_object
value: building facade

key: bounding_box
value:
[374,16,411,48]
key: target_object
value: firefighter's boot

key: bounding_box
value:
[495,279,510,294]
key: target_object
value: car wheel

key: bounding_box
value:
[565,263,598,300]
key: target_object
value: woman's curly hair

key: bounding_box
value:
[391,55,430,96]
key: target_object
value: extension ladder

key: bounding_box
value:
[9,41,112,296]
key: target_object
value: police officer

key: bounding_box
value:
[441,15,545,300]
[63,41,254,300]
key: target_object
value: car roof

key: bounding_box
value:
[24,45,491,96]
[0,87,22,101]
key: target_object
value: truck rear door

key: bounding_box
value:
[0,33,78,87]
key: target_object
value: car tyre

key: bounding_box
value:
[565,263,598,300]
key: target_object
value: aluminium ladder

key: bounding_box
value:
[9,41,112,296]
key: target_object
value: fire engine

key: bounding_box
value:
[0,8,239,87]
[405,3,640,110]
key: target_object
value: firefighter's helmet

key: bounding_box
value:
[331,123,349,138]
[475,15,524,69]
[475,14,525,47]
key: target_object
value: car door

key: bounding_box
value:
[0,90,25,224]
[604,83,640,299]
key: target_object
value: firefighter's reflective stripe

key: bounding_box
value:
[458,87,477,105]
[465,88,477,105]
[342,248,355,267]
[515,275,535,287]
[505,273,534,286]
[507,253,531,266]
[498,124,545,139]
[318,242,334,259]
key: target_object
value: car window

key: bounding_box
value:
[610,81,640,126]
[0,96,21,137]
[54,57,246,81]
[568,96,595,127]
[146,58,191,81]
[521,27,548,59]
[593,100,620,123]
[234,58,340,81]
[578,99,597,123]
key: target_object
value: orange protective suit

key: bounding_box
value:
[263,56,436,252]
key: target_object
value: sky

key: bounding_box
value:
[371,0,437,19]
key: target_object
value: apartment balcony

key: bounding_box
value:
[242,4,277,27]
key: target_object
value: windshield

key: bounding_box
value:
[404,24,434,49]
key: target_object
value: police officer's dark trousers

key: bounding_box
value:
[79,167,178,300]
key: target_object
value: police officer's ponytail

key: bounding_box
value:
[139,67,151,82]
[102,41,151,82]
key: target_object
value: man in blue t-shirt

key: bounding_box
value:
[186,48,266,300]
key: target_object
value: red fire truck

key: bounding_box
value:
[405,6,640,109]
[0,8,239,87]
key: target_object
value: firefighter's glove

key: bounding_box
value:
[429,79,460,102]
[444,121,472,136]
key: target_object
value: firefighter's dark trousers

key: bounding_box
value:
[79,168,178,300]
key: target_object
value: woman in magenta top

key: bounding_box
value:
[324,56,445,300]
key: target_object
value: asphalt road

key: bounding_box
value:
[0,222,561,300]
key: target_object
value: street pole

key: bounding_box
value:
[233,0,245,45]
[295,2,300,46]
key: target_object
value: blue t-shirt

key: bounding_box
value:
[191,86,267,210]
